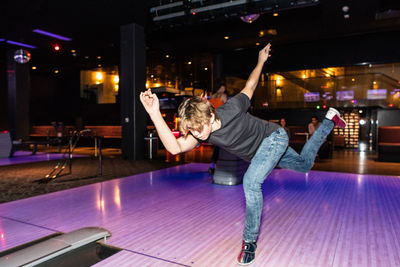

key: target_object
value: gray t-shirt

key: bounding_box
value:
[207,93,280,162]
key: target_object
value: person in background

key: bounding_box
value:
[308,116,321,135]
[279,117,290,139]
[210,83,228,104]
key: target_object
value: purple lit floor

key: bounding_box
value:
[0,151,85,166]
[0,163,400,266]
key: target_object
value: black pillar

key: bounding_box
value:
[213,53,224,90]
[0,44,7,131]
[120,23,146,160]
[7,50,30,140]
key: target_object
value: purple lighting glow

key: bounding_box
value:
[6,40,37,49]
[33,29,72,41]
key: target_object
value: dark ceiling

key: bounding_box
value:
[1,0,400,71]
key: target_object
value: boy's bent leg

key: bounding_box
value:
[238,128,288,265]
[278,119,333,173]
[278,108,346,173]
[299,119,334,166]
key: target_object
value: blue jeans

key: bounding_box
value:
[243,119,334,241]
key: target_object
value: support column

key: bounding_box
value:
[120,23,146,160]
[0,43,7,130]
[213,53,224,90]
[7,50,30,140]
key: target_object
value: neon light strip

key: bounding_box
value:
[6,40,37,49]
[0,38,5,42]
[32,29,72,41]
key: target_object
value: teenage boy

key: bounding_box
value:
[140,43,346,265]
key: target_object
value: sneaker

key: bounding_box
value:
[325,107,347,128]
[237,240,257,265]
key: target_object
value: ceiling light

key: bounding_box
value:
[14,49,31,64]
[6,40,37,49]
[224,36,229,40]
[240,14,260,23]
[273,13,279,17]
[33,29,72,41]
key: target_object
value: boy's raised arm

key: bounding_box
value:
[241,43,271,100]
[140,90,198,155]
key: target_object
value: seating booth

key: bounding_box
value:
[378,126,400,162]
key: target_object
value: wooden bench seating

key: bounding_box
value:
[378,126,400,162]
[30,125,123,139]
[83,126,121,138]
[30,125,75,139]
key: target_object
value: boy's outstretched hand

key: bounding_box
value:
[140,89,159,115]
[259,43,271,63]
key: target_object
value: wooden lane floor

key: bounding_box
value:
[0,163,399,266]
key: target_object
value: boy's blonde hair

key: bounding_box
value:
[178,96,217,135]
